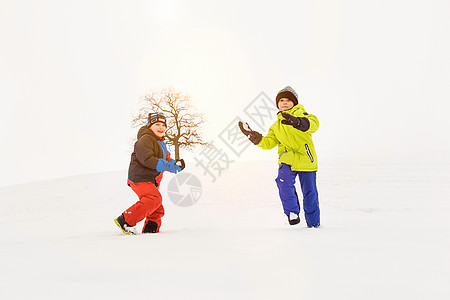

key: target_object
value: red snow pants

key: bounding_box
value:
[123,179,165,233]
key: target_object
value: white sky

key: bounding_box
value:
[1,0,449,187]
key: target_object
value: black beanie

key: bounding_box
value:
[147,112,167,127]
[276,86,298,107]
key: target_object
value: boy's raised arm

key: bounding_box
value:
[238,121,278,149]
[258,126,279,150]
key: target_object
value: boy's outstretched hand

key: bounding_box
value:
[281,112,300,127]
[281,112,310,132]
[238,121,262,145]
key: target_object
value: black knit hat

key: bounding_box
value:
[276,86,298,107]
[147,112,167,127]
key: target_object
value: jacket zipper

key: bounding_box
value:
[305,144,314,163]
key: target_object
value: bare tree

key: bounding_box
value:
[132,87,207,159]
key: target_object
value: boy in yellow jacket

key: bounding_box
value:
[239,86,320,227]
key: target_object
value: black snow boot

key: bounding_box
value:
[114,214,136,235]
[142,220,159,233]
[288,212,300,225]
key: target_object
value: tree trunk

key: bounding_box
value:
[174,140,180,160]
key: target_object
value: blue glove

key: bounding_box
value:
[167,161,182,173]
[156,159,182,173]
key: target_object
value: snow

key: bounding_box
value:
[1,160,449,299]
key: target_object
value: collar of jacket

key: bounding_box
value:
[277,104,302,119]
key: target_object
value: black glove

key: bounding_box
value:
[238,121,262,145]
[281,112,310,132]
[175,159,186,170]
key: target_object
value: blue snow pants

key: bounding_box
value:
[275,163,320,227]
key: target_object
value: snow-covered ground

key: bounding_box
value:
[1,160,449,299]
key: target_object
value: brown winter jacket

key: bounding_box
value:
[127,126,169,186]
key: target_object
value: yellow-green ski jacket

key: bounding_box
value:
[257,104,319,171]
